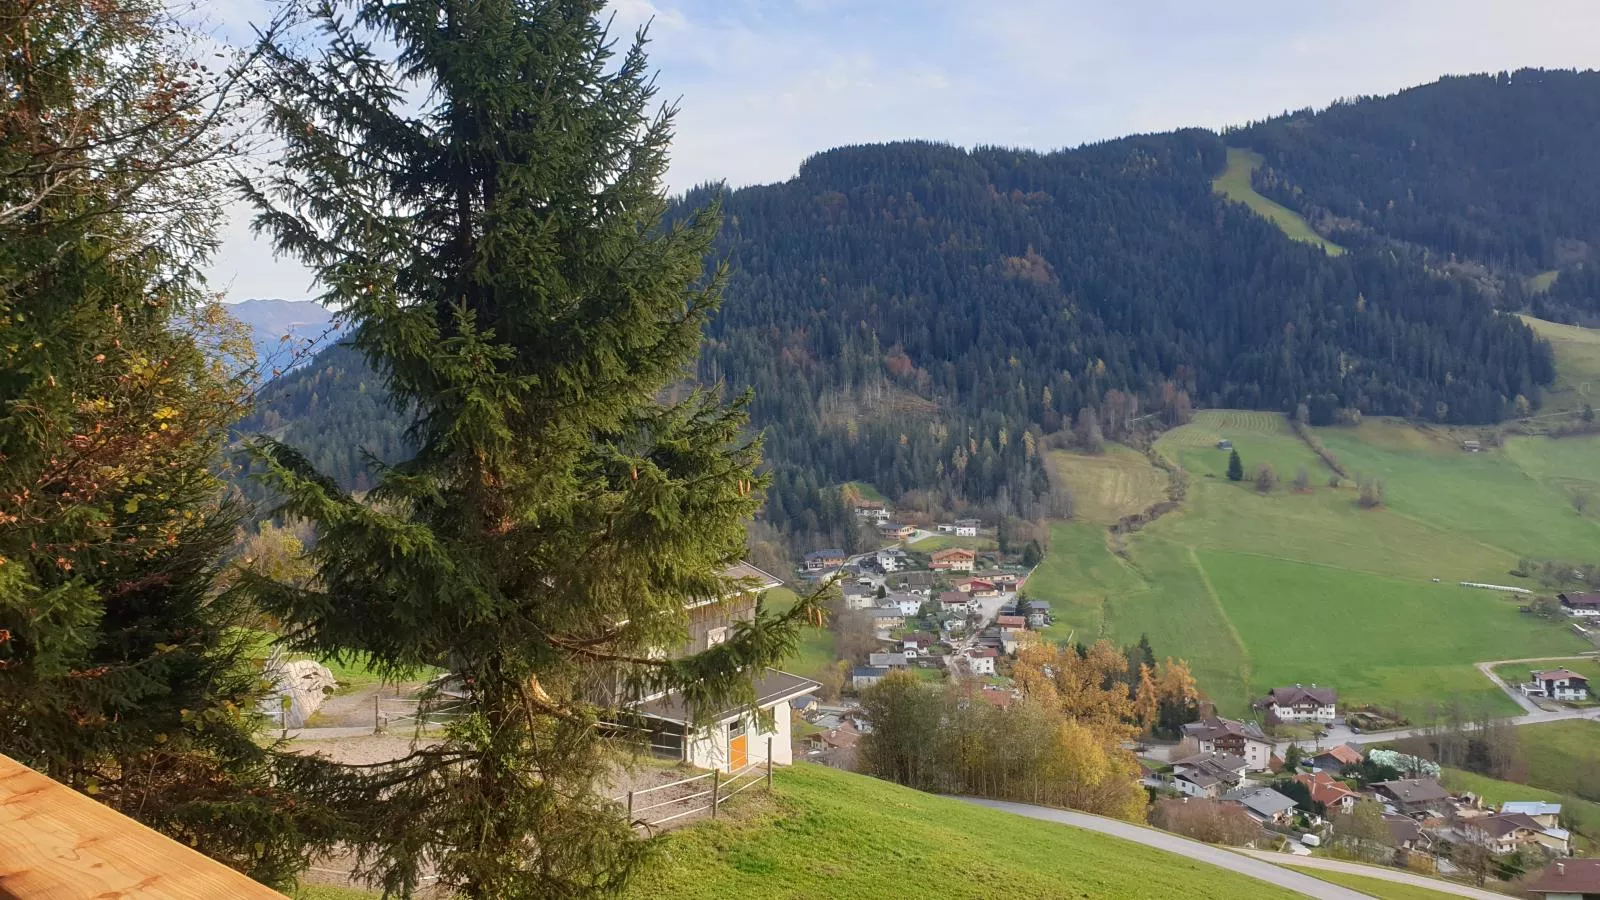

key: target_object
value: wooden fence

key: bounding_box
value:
[617,737,774,831]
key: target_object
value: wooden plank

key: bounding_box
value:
[0,753,288,899]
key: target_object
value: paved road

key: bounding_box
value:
[955,798,1366,899]
[1238,850,1507,900]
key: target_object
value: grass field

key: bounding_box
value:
[620,763,1298,900]
[1048,444,1169,525]
[1213,148,1346,256]
[1529,270,1561,293]
[908,533,999,552]
[767,587,839,682]
[842,480,886,502]
[1023,411,1592,717]
[1280,867,1463,900]
[1520,315,1600,415]
[1512,719,1600,801]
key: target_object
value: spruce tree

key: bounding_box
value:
[1226,449,1245,482]
[0,0,322,884]
[244,2,821,896]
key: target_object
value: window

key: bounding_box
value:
[706,626,728,647]
[728,718,746,739]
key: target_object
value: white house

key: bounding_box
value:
[852,666,888,690]
[936,523,956,534]
[1559,591,1600,618]
[1259,684,1338,723]
[853,501,892,523]
[633,669,819,773]
[1180,716,1274,772]
[1523,668,1590,702]
[883,593,923,616]
[954,517,980,537]
[967,648,997,676]
[1168,752,1247,799]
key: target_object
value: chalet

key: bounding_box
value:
[1169,752,1248,799]
[803,549,846,572]
[877,522,915,540]
[954,518,980,537]
[883,592,924,616]
[995,614,1027,629]
[1180,716,1273,771]
[1464,812,1570,856]
[967,647,998,676]
[870,608,906,630]
[806,723,860,753]
[1383,813,1428,851]
[1559,592,1600,618]
[631,668,819,773]
[1293,771,1359,814]
[1257,684,1338,723]
[874,548,904,572]
[1527,859,1600,899]
[1223,786,1299,826]
[930,547,977,572]
[1023,599,1052,627]
[939,591,975,614]
[853,500,892,522]
[852,666,889,690]
[1523,668,1590,702]
[1310,743,1363,773]
[1371,778,1451,815]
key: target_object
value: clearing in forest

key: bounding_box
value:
[1047,444,1168,525]
[1213,148,1346,256]
[1519,314,1600,415]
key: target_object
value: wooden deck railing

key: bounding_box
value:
[0,753,288,899]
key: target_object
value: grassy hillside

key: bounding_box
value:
[766,587,838,682]
[1440,767,1600,851]
[1048,445,1169,525]
[1025,412,1591,716]
[621,763,1297,899]
[1513,719,1600,800]
[1518,315,1600,415]
[1213,148,1346,255]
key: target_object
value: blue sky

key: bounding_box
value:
[204,0,1600,302]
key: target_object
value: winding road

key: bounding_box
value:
[957,797,1507,899]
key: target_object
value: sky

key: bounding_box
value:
[203,0,1600,304]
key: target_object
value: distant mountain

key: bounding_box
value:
[238,69,1600,550]
[225,298,341,380]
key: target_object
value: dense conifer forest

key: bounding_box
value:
[238,70,1600,556]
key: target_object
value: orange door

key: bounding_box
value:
[729,733,748,770]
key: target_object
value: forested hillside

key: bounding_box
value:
[238,71,1600,555]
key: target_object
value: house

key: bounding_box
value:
[883,592,923,616]
[803,549,846,572]
[1169,752,1248,799]
[1181,716,1274,771]
[1310,743,1363,773]
[989,572,1023,587]
[1559,592,1600,618]
[1223,786,1299,826]
[1462,439,1481,452]
[852,666,889,690]
[1371,778,1451,815]
[877,522,915,540]
[842,583,878,611]
[1502,801,1564,830]
[1294,771,1359,814]
[631,668,819,773]
[895,570,937,591]
[930,547,977,572]
[1523,668,1591,702]
[1257,684,1338,723]
[902,633,935,654]
[875,549,904,573]
[967,647,998,676]
[995,614,1027,629]
[853,500,891,522]
[1382,813,1428,850]
[938,591,974,614]
[868,652,909,669]
[1526,859,1600,899]
[936,523,957,533]
[954,517,981,536]
[870,609,906,631]
[960,578,1000,597]
[1464,812,1571,856]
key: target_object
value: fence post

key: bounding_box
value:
[627,790,634,826]
[711,769,720,820]
[766,737,773,790]
[373,694,381,734]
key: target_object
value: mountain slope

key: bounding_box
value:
[225,298,340,379]
[619,763,1297,900]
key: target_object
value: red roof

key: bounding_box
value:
[1316,743,1363,766]
[996,615,1026,627]
[932,548,976,560]
[1533,668,1588,682]
[1295,771,1359,807]
[1527,859,1600,894]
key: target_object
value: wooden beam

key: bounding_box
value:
[0,753,289,899]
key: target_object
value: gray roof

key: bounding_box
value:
[1224,787,1298,819]
[804,549,845,561]
[1024,600,1051,611]
[1373,778,1450,805]
[853,666,889,678]
[868,652,908,667]
[1266,685,1338,706]
[1181,716,1270,743]
[633,668,820,726]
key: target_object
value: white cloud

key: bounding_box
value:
[206,0,1600,302]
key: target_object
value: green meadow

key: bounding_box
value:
[1026,410,1594,717]
[1519,315,1600,415]
[1213,148,1346,255]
